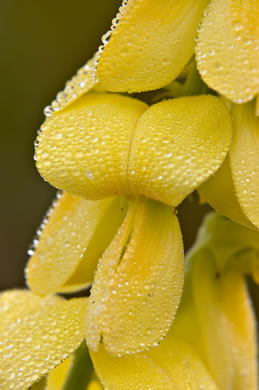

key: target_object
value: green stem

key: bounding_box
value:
[62,341,94,390]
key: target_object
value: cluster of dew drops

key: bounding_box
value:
[27,191,63,260]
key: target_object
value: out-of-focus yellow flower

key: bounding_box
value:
[200,99,259,230]
[1,212,258,390]
[46,344,103,390]
[93,0,258,104]
[0,291,87,389]
[90,213,259,390]
[26,91,232,356]
[0,291,103,389]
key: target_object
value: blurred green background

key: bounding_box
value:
[2,1,257,320]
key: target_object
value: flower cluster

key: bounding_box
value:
[1,0,258,389]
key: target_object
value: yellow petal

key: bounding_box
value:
[199,156,255,229]
[0,290,86,390]
[148,336,218,390]
[36,93,148,199]
[256,95,259,116]
[90,345,173,390]
[47,357,72,390]
[96,0,209,92]
[192,251,236,389]
[47,345,101,390]
[196,0,259,103]
[90,337,217,390]
[44,57,96,116]
[86,199,183,355]
[192,251,258,390]
[230,101,259,228]
[87,378,103,390]
[36,94,232,205]
[219,268,258,390]
[187,212,259,273]
[47,359,103,390]
[129,95,232,206]
[26,193,128,295]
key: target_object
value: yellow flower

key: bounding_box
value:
[2,213,258,389]
[40,0,258,234]
[200,99,259,230]
[92,0,259,104]
[90,213,259,390]
[0,291,87,389]
[26,90,232,356]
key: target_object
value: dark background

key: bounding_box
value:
[0,0,122,290]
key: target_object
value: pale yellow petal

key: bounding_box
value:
[90,345,173,390]
[90,337,217,390]
[148,336,218,390]
[192,251,235,389]
[230,101,259,228]
[87,378,103,390]
[199,156,255,229]
[97,0,209,92]
[187,212,259,275]
[0,290,86,390]
[86,199,184,355]
[218,268,258,390]
[256,95,259,116]
[36,93,147,199]
[196,0,259,103]
[47,359,103,390]
[47,357,72,390]
[129,95,232,206]
[26,193,127,295]
[192,251,258,389]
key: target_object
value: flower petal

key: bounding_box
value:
[0,290,86,390]
[47,357,72,390]
[187,212,259,273]
[47,358,102,390]
[129,95,232,206]
[147,336,218,390]
[96,0,209,92]
[36,93,148,199]
[90,345,173,390]
[87,379,103,390]
[199,156,255,229]
[256,95,259,117]
[86,199,183,355]
[219,268,258,390]
[192,251,258,390]
[90,337,217,390]
[36,94,232,206]
[196,0,259,103]
[26,193,128,295]
[230,101,259,229]
[183,213,258,389]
